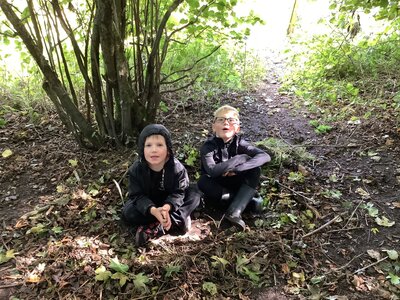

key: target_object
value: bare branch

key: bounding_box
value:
[161,45,220,83]
[160,75,199,94]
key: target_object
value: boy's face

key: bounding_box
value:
[212,110,240,143]
[143,134,168,171]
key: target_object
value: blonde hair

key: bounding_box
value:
[213,105,239,119]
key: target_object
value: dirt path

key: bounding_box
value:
[1,76,400,298]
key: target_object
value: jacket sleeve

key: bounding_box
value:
[127,162,155,215]
[232,139,271,172]
[164,159,189,211]
[200,142,251,178]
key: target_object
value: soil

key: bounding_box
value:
[1,69,400,299]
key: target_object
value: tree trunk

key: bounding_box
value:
[0,0,102,148]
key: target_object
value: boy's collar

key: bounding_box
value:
[214,134,237,144]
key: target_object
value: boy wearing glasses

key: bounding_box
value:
[198,105,270,230]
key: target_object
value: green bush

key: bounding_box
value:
[281,25,400,122]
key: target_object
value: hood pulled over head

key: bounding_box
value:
[137,124,173,161]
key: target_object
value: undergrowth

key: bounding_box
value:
[256,137,315,168]
[281,23,400,126]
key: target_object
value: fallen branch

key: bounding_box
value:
[354,256,388,274]
[0,282,23,288]
[326,226,363,233]
[336,253,364,272]
[275,180,322,218]
[302,214,341,238]
[131,287,178,299]
[20,205,50,220]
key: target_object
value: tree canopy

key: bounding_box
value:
[0,0,262,148]
[330,0,400,20]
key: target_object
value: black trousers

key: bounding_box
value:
[121,185,201,230]
[197,167,261,208]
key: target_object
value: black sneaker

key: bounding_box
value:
[135,222,165,247]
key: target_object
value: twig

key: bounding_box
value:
[204,213,224,229]
[131,287,178,299]
[112,179,124,204]
[0,282,23,288]
[118,167,129,185]
[302,143,363,148]
[0,236,9,251]
[20,205,50,220]
[326,226,363,233]
[336,253,364,272]
[354,256,388,274]
[343,200,363,229]
[275,180,321,218]
[302,214,342,238]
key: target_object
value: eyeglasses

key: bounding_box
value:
[214,117,239,124]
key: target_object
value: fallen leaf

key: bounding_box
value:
[352,274,365,290]
[26,273,41,283]
[298,164,310,176]
[2,149,13,158]
[0,249,16,264]
[375,216,395,227]
[370,156,381,162]
[281,263,290,274]
[367,249,381,261]
[68,159,78,167]
[385,139,394,146]
[355,188,370,199]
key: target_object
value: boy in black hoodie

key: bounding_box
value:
[198,105,271,230]
[122,124,200,247]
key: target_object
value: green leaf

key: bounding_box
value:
[384,250,399,260]
[202,281,217,295]
[211,255,230,268]
[310,275,325,284]
[111,272,129,286]
[89,188,99,196]
[109,257,129,273]
[236,255,250,273]
[242,266,260,282]
[0,249,16,264]
[95,265,112,281]
[365,203,379,217]
[287,213,298,223]
[29,223,47,234]
[68,159,78,167]
[386,273,400,285]
[56,185,66,193]
[0,118,7,128]
[133,273,150,292]
[2,149,13,158]
[164,263,181,278]
[54,195,70,206]
[51,226,63,234]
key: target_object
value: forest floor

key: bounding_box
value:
[1,65,400,299]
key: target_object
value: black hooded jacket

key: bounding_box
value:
[127,124,189,215]
[200,134,270,178]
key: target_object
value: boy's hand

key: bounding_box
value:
[160,204,172,230]
[150,207,170,231]
[223,171,236,177]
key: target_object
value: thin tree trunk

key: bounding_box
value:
[0,0,102,148]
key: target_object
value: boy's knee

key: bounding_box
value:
[197,175,210,192]
[244,167,261,188]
